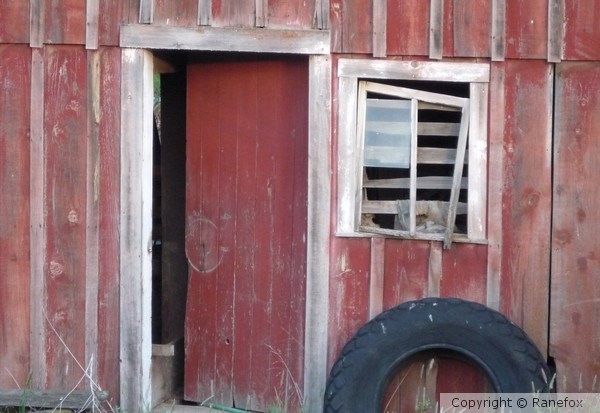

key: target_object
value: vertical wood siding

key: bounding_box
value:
[497,60,553,356]
[0,43,122,401]
[0,3,30,43]
[505,0,548,59]
[551,62,600,391]
[43,45,88,389]
[0,44,32,389]
[43,0,86,44]
[1,0,600,409]
[154,0,198,26]
[330,0,372,53]
[185,58,308,412]
[93,47,122,402]
[451,0,491,57]
[387,0,429,56]
[563,2,600,60]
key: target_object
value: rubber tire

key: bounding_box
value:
[324,297,551,413]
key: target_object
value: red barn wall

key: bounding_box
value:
[1,0,600,407]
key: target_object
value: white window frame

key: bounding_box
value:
[336,59,489,246]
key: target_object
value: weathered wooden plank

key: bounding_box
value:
[562,1,600,60]
[335,74,359,235]
[387,0,429,56]
[94,46,122,403]
[427,241,442,297]
[368,238,385,318]
[29,0,44,47]
[382,240,430,309]
[0,389,108,409]
[139,0,154,23]
[429,0,443,59]
[505,0,548,59]
[120,25,329,54]
[29,47,46,390]
[330,0,372,53]
[441,0,453,57]
[467,82,488,241]
[499,60,552,357]
[0,45,31,389]
[372,0,386,58]
[197,0,212,26]
[547,0,563,62]
[491,0,505,61]
[255,0,267,27]
[97,0,126,45]
[443,101,469,249]
[362,176,468,190]
[154,0,198,26]
[212,0,255,27]
[327,237,371,369]
[486,63,505,311]
[185,58,308,411]
[43,0,86,44]
[338,59,490,83]
[266,0,315,29]
[86,0,99,49]
[0,2,30,43]
[315,0,329,29]
[303,54,332,413]
[184,63,223,406]
[43,45,88,390]
[550,62,600,391]
[440,244,487,303]
[84,50,101,393]
[453,0,491,57]
[120,48,154,412]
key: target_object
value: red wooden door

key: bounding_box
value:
[184,56,308,411]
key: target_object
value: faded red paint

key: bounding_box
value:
[386,0,430,56]
[505,0,548,59]
[498,60,553,356]
[550,62,600,391]
[184,57,308,411]
[43,45,88,390]
[0,0,599,408]
[0,44,31,388]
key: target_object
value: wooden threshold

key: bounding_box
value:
[0,390,109,409]
[154,403,213,413]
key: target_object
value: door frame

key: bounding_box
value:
[119,44,331,412]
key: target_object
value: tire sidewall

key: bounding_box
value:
[324,298,550,412]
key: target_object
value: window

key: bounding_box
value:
[337,60,489,248]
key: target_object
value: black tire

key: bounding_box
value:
[324,297,551,413]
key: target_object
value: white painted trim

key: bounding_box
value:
[303,55,332,413]
[336,75,359,234]
[491,0,506,61]
[468,83,488,241]
[336,59,490,245]
[338,59,490,83]
[29,48,47,389]
[120,49,154,413]
[120,25,330,55]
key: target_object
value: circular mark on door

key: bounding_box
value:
[185,213,225,273]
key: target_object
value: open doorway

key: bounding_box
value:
[150,54,188,407]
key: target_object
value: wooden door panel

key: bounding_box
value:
[184,57,308,411]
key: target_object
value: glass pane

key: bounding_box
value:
[363,98,412,168]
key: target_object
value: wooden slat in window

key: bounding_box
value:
[444,101,470,248]
[364,176,468,190]
[362,200,467,215]
[418,147,468,164]
[418,122,460,136]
